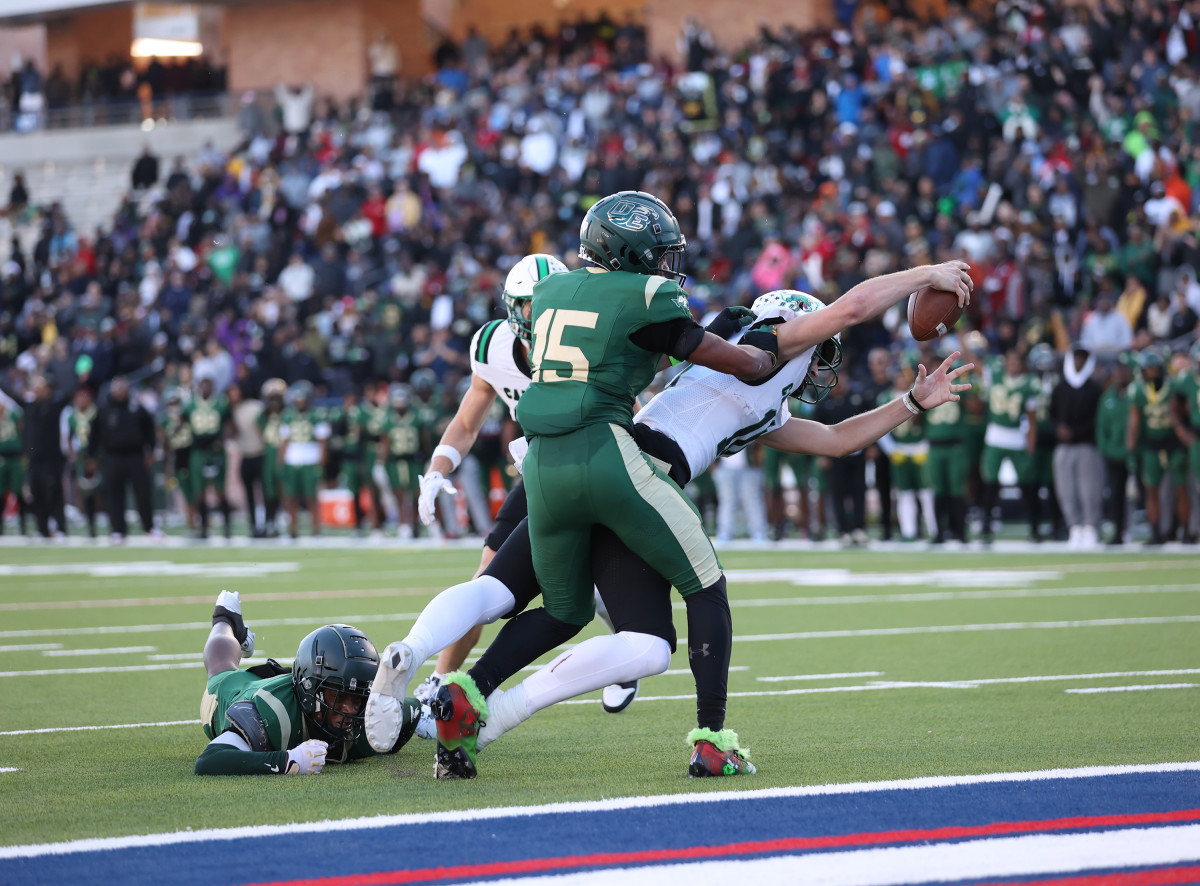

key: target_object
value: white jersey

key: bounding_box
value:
[635,341,818,480]
[470,319,532,419]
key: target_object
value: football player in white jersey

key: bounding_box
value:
[410,253,568,699]
[367,261,974,778]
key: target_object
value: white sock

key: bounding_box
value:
[898,490,918,539]
[919,489,938,539]
[401,575,515,667]
[475,632,670,751]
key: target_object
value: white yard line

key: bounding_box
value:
[42,646,156,657]
[757,671,885,682]
[0,662,207,678]
[1065,683,1199,694]
[465,826,1200,886]
[0,644,62,653]
[0,720,198,737]
[0,767,18,773]
[3,761,1198,859]
[717,583,1200,608]
[862,669,1200,688]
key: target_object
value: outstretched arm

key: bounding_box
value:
[686,331,778,381]
[775,262,974,361]
[762,353,974,458]
[428,374,499,477]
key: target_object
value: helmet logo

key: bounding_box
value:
[607,200,657,232]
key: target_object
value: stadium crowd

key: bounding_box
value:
[1,0,1199,546]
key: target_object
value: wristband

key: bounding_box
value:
[904,390,927,414]
[432,444,463,472]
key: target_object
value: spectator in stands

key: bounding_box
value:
[131,145,160,192]
[274,82,314,145]
[1080,293,1133,357]
[7,172,28,217]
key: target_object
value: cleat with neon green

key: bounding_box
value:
[687,728,756,777]
[431,672,488,779]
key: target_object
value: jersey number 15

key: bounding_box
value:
[530,309,599,384]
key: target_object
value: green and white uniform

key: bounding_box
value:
[258,407,284,502]
[280,406,329,500]
[1175,371,1200,478]
[925,397,969,496]
[880,390,928,491]
[185,394,230,500]
[1130,377,1185,486]
[1096,386,1131,465]
[67,405,100,493]
[472,319,533,417]
[0,405,23,499]
[384,409,423,492]
[982,366,1039,484]
[161,406,193,498]
[516,268,720,625]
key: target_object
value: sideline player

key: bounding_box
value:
[195,591,430,775]
[368,260,972,778]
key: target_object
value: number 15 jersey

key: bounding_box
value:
[515,268,695,437]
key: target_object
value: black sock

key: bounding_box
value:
[468,608,583,698]
[685,576,732,733]
[951,496,967,541]
[981,483,999,536]
[1022,485,1041,537]
[199,498,209,534]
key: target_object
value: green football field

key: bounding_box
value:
[1,541,1198,849]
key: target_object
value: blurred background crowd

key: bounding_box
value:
[0,0,1199,546]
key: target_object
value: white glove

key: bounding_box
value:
[508,437,529,475]
[417,471,456,526]
[285,739,327,775]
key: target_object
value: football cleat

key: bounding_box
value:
[601,680,639,714]
[414,673,442,705]
[432,672,488,779]
[687,728,756,778]
[365,642,419,753]
[213,590,253,654]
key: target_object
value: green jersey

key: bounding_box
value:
[316,405,346,453]
[925,397,966,442]
[185,395,230,451]
[986,373,1040,429]
[1129,379,1175,443]
[386,410,422,460]
[0,406,22,456]
[1175,373,1200,429]
[68,405,97,455]
[516,268,694,437]
[161,409,193,451]
[280,407,321,445]
[1096,387,1130,461]
[258,408,284,449]
[356,403,390,446]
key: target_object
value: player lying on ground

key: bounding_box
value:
[195,591,432,775]
[367,279,972,778]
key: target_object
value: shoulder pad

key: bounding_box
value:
[472,320,504,366]
[224,700,274,752]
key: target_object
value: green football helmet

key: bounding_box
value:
[578,191,687,284]
[1028,342,1057,374]
[503,253,568,344]
[292,624,379,746]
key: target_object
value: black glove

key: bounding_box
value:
[739,323,781,369]
[704,306,756,340]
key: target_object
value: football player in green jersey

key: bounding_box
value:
[279,381,329,538]
[185,373,233,539]
[257,379,286,537]
[357,382,392,536]
[978,349,1041,542]
[160,387,195,533]
[197,590,430,775]
[1029,343,1066,541]
[383,383,425,539]
[1129,350,1189,545]
[65,385,101,538]
[0,396,26,535]
[1097,357,1133,544]
[882,364,938,541]
[923,352,974,544]
[1174,343,1200,544]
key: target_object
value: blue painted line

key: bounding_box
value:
[5,770,1199,886]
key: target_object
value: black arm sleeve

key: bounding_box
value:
[629,318,706,362]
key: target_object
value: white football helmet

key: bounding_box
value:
[504,254,568,343]
[751,289,842,403]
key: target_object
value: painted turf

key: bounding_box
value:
[3,764,1198,886]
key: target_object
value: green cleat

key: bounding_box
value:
[432,672,488,779]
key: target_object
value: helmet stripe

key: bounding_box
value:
[535,256,549,279]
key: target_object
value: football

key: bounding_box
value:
[907,285,964,341]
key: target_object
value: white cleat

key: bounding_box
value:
[601,680,639,714]
[413,673,442,705]
[365,642,418,753]
[241,630,256,658]
[214,589,254,657]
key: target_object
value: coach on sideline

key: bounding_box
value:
[89,376,158,540]
[1049,346,1104,548]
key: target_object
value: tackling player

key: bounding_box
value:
[367,257,972,778]
[195,591,431,775]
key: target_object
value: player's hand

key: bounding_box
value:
[926,260,974,307]
[910,351,974,409]
[417,471,455,526]
[285,739,327,775]
[508,437,529,474]
[705,306,756,340]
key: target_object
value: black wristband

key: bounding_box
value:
[906,390,927,413]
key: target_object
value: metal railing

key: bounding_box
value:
[0,91,238,133]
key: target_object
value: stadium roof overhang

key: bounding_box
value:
[0,0,260,26]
